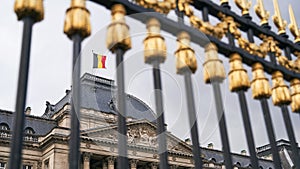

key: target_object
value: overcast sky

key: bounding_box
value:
[0,0,300,154]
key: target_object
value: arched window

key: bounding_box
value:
[24,127,35,134]
[0,123,9,131]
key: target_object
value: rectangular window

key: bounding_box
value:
[0,162,6,169]
[44,159,49,169]
[22,165,32,169]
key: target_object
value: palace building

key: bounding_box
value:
[0,73,297,169]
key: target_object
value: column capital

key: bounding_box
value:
[149,162,158,169]
[130,159,138,168]
[106,156,116,165]
[83,152,92,162]
[170,165,179,169]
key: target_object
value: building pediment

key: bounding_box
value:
[81,120,192,155]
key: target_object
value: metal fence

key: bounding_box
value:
[8,0,300,169]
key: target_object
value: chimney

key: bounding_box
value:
[241,150,247,155]
[208,143,214,149]
[25,107,31,115]
[65,89,71,95]
[185,138,191,145]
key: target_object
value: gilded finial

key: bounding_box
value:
[106,4,131,53]
[64,0,91,39]
[175,32,197,74]
[271,71,291,106]
[203,43,226,83]
[220,0,229,4]
[290,79,300,112]
[254,0,270,26]
[288,5,300,43]
[14,0,44,22]
[251,63,271,99]
[272,0,287,35]
[228,53,250,92]
[234,0,251,16]
[144,18,167,64]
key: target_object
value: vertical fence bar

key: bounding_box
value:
[8,17,34,169]
[280,105,300,169]
[228,53,259,168]
[251,63,282,169]
[227,18,260,166]
[184,73,203,169]
[9,1,44,168]
[174,30,203,168]
[144,18,169,169]
[248,26,282,169]
[63,1,91,168]
[115,48,129,169]
[153,60,169,169]
[203,43,233,168]
[272,71,300,169]
[69,34,83,169]
[212,82,233,168]
[260,99,282,169]
[237,91,260,168]
[106,4,132,169]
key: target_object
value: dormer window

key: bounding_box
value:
[0,123,9,131]
[24,127,35,135]
[0,123,10,138]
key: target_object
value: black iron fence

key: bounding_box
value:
[7,0,300,169]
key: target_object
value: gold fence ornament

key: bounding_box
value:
[254,0,270,26]
[251,63,271,99]
[203,43,226,83]
[144,18,167,64]
[271,71,291,106]
[235,0,252,16]
[272,0,287,35]
[220,0,229,5]
[293,52,300,73]
[106,4,131,53]
[64,0,91,39]
[288,5,300,43]
[14,0,44,22]
[228,53,250,92]
[174,32,197,74]
[290,78,300,112]
[134,0,176,14]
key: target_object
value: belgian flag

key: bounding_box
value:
[93,53,107,69]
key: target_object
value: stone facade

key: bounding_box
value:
[0,74,276,169]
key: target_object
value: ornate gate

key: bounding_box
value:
[8,0,300,169]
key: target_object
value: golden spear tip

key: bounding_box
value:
[272,0,287,34]
[288,4,300,43]
[289,5,295,25]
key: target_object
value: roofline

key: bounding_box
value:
[0,109,56,122]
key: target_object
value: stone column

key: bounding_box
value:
[170,165,178,169]
[83,152,91,169]
[102,162,108,169]
[130,159,138,169]
[107,156,115,169]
